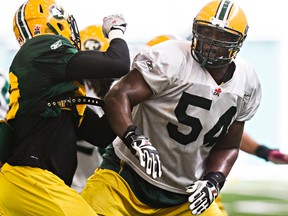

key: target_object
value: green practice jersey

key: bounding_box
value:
[7,34,84,120]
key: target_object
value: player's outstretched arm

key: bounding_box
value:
[241,132,288,164]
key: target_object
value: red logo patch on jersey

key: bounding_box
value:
[213,87,222,96]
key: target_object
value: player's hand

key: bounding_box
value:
[186,180,218,215]
[255,145,288,164]
[186,172,225,215]
[102,14,127,38]
[268,149,288,164]
[122,125,162,179]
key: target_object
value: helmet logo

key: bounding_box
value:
[34,25,41,35]
[17,37,24,45]
[210,17,228,28]
[83,39,101,51]
[50,5,66,20]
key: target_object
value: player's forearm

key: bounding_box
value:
[204,147,239,177]
[240,133,259,154]
[104,91,134,138]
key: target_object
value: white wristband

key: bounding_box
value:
[108,29,124,41]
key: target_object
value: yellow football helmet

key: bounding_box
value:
[146,35,177,47]
[192,0,249,68]
[13,0,81,50]
[80,25,109,51]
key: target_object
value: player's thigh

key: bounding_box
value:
[82,168,172,215]
[82,169,223,216]
[0,205,4,216]
[0,163,96,216]
[82,168,138,215]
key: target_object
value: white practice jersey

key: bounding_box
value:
[0,72,9,120]
[113,40,262,194]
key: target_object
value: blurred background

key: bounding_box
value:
[1,0,287,215]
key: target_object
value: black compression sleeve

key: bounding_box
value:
[66,38,130,79]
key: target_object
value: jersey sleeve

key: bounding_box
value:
[236,59,262,122]
[11,35,78,80]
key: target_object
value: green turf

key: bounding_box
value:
[221,180,288,216]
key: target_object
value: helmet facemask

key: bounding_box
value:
[67,15,81,50]
[191,24,242,69]
[191,0,249,69]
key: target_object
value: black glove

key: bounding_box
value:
[122,125,162,179]
[186,172,226,215]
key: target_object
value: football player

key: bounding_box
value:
[146,33,288,216]
[0,71,9,169]
[81,0,262,216]
[0,0,130,215]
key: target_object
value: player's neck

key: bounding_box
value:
[207,63,235,85]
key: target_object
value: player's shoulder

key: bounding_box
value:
[12,35,77,66]
[20,35,76,54]
[233,56,260,87]
[234,56,253,70]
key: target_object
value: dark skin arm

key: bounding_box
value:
[104,68,153,138]
[205,120,244,177]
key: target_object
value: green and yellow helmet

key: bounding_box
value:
[80,25,109,51]
[146,35,177,47]
[192,0,249,68]
[13,0,81,50]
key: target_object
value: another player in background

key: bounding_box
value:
[0,0,130,215]
[81,0,261,215]
[71,24,114,193]
[0,71,9,120]
[217,132,288,216]
[0,71,9,169]
[241,132,288,164]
